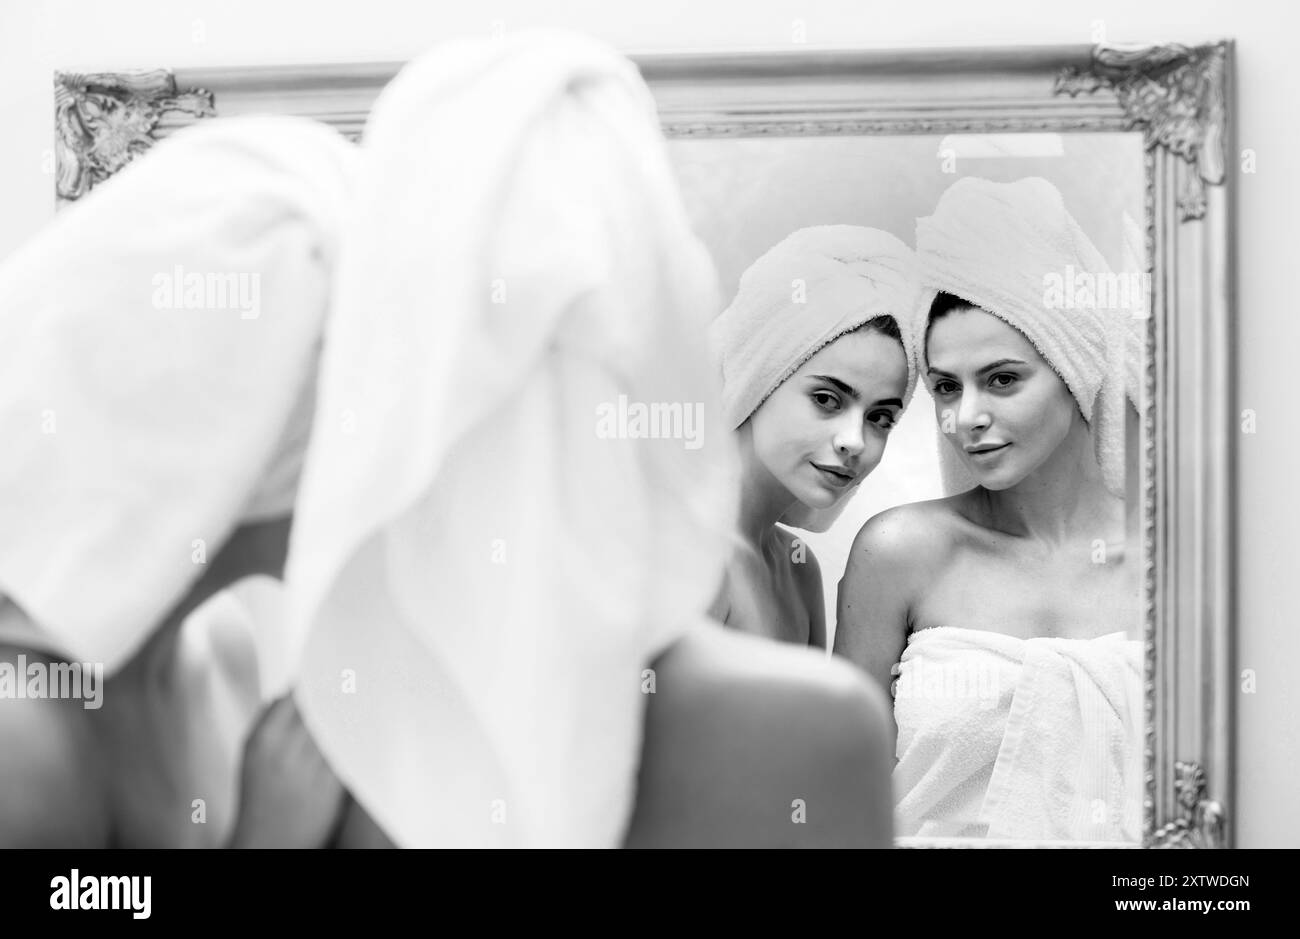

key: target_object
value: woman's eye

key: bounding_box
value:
[812,391,840,411]
[989,373,1019,389]
[869,411,897,430]
[932,380,957,396]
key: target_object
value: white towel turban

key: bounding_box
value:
[0,116,356,672]
[284,32,738,847]
[914,177,1140,497]
[710,225,920,532]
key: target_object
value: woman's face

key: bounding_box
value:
[748,327,907,510]
[925,307,1080,490]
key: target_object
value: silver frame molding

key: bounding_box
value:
[53,41,1236,848]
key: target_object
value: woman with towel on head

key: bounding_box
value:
[0,116,359,847]
[708,228,921,647]
[285,32,895,848]
[834,176,1143,842]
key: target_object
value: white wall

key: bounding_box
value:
[1,0,1294,847]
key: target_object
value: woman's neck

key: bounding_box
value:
[977,416,1119,544]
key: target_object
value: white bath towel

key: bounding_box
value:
[710,226,920,532]
[0,115,355,673]
[284,32,737,848]
[914,177,1138,497]
[0,116,356,846]
[893,626,1142,842]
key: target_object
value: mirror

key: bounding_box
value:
[53,40,1235,847]
[670,130,1146,844]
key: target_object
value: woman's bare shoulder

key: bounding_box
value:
[849,496,969,572]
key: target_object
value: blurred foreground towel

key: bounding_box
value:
[0,117,355,672]
[285,32,738,847]
[0,117,356,845]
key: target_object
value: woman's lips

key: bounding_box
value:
[965,442,1011,461]
[812,462,855,488]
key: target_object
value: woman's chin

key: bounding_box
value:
[968,465,1026,492]
[792,483,841,510]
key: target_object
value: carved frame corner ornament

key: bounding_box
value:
[54,69,216,203]
[1151,762,1226,848]
[1054,41,1228,222]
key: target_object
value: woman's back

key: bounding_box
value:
[333,624,896,849]
[624,624,893,848]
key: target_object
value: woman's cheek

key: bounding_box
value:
[865,430,889,470]
[934,398,958,438]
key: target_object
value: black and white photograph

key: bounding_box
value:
[0,0,1289,918]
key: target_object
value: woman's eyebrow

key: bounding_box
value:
[872,397,904,409]
[927,358,1028,378]
[808,374,859,400]
[977,358,1028,374]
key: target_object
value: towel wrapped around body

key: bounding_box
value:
[894,626,1142,842]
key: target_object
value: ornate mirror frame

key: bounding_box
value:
[53,41,1236,848]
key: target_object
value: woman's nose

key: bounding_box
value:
[833,415,866,458]
[957,391,991,434]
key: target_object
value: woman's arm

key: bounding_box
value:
[833,506,929,700]
[226,694,348,848]
[230,692,398,848]
[0,647,112,847]
[790,541,827,650]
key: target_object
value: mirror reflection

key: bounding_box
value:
[673,132,1147,843]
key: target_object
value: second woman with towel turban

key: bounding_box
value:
[708,226,920,647]
[835,176,1143,841]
